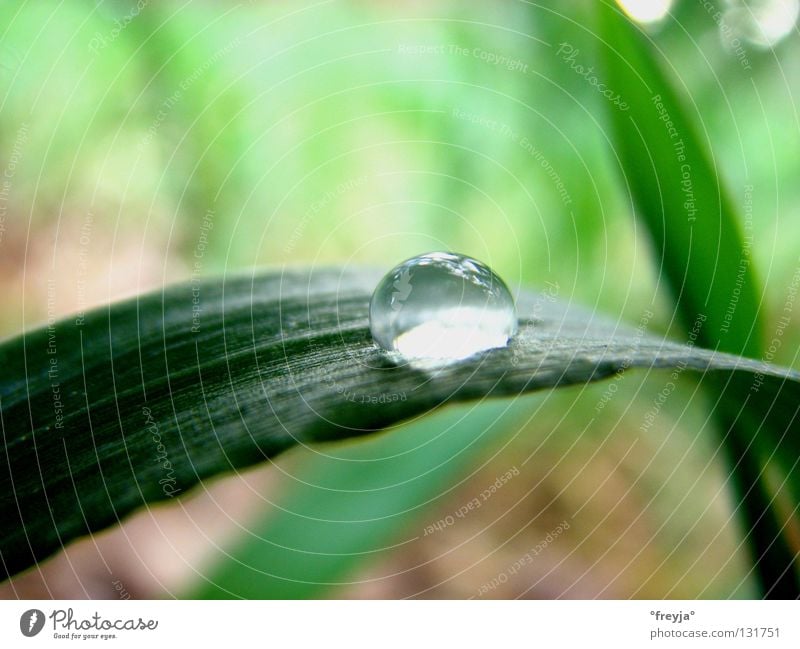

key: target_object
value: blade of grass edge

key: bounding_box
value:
[596,1,799,596]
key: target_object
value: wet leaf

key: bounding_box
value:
[1,268,797,580]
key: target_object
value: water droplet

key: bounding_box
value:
[369,252,518,366]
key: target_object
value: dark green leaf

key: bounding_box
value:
[1,269,797,581]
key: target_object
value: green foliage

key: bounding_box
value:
[597,0,799,595]
[1,0,798,598]
[193,401,523,598]
[1,268,797,583]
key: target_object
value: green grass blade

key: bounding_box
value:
[596,3,761,358]
[596,1,799,595]
[191,401,520,599]
[1,268,797,581]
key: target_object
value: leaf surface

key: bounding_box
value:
[1,268,797,581]
[597,1,800,594]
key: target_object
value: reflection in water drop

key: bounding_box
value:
[369,252,517,368]
[723,0,799,48]
[616,0,674,24]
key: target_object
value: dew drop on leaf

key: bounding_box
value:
[369,252,518,366]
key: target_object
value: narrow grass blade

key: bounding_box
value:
[596,1,799,595]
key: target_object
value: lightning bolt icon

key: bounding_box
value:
[28,611,38,632]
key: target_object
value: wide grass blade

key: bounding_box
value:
[1,268,797,581]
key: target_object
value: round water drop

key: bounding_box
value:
[369,252,518,366]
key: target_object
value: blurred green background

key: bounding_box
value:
[0,0,798,598]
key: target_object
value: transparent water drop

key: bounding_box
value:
[369,252,518,367]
